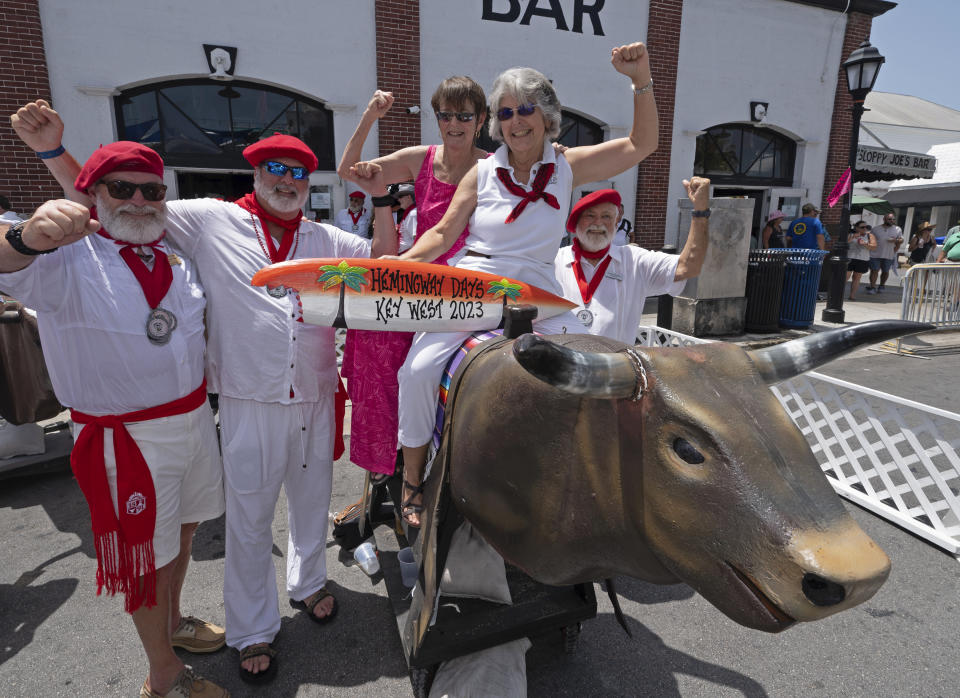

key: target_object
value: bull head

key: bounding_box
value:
[499,320,930,632]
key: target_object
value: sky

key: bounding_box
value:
[868,0,959,111]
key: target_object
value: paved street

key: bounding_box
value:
[2,281,959,697]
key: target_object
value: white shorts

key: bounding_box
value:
[71,401,225,569]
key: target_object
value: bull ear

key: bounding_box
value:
[748,320,933,385]
[512,334,641,400]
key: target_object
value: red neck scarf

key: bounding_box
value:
[347,208,364,225]
[93,211,172,310]
[572,238,613,305]
[69,381,207,613]
[496,162,559,223]
[235,192,301,264]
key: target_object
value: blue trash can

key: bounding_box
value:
[779,249,829,329]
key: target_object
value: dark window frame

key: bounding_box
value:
[694,123,796,186]
[114,78,335,171]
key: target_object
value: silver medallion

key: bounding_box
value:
[267,285,287,298]
[576,308,594,328]
[146,307,177,345]
[352,224,359,233]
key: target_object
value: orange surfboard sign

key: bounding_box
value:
[250,258,576,332]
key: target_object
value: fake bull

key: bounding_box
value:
[428,320,930,633]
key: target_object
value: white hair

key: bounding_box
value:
[487,67,561,143]
[94,192,167,244]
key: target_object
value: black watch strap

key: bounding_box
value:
[5,221,55,256]
[371,194,396,208]
[691,209,711,219]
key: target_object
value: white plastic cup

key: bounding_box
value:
[354,541,379,575]
[398,547,418,588]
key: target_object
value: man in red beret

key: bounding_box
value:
[0,140,228,697]
[554,177,711,344]
[11,101,397,684]
[333,189,371,236]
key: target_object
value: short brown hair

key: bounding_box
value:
[430,76,487,118]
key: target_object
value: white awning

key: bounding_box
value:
[856,145,937,181]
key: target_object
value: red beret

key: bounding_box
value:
[566,189,622,233]
[348,191,365,199]
[243,134,318,172]
[74,141,164,192]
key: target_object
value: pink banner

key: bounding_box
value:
[827,167,852,208]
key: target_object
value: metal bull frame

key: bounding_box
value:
[895,262,960,355]
[637,325,960,558]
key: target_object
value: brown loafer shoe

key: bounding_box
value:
[139,667,229,697]
[171,616,226,654]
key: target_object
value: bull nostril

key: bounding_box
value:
[802,573,846,607]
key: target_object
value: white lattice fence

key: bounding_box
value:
[637,325,960,556]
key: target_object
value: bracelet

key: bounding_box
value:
[691,209,711,219]
[37,145,65,159]
[631,79,654,96]
[371,194,396,208]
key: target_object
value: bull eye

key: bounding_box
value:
[673,437,705,464]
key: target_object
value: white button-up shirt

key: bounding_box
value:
[165,199,369,403]
[0,234,206,414]
[333,207,371,237]
[554,244,684,345]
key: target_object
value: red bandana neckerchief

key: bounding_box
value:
[93,210,172,310]
[234,192,301,264]
[572,238,613,306]
[347,208,364,226]
[495,162,559,223]
[70,381,207,613]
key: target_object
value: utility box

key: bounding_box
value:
[670,197,754,337]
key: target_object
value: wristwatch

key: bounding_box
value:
[4,221,55,255]
[691,209,711,219]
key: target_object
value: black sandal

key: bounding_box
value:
[239,642,277,684]
[290,586,338,624]
[370,471,391,487]
[401,479,424,528]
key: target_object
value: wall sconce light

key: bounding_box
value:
[204,44,238,81]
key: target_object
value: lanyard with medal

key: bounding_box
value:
[98,228,178,345]
[571,238,613,329]
[235,193,301,297]
[347,208,363,233]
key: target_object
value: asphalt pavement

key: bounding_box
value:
[2,270,959,697]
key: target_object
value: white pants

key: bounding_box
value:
[397,310,583,447]
[219,395,334,649]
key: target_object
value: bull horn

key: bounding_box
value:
[512,334,642,400]
[749,320,933,385]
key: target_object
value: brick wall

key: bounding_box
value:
[0,0,60,218]
[632,0,683,248]
[374,0,421,156]
[819,11,873,236]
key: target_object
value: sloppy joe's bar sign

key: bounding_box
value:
[250,258,576,332]
[857,145,937,179]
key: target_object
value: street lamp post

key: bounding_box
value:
[822,40,885,324]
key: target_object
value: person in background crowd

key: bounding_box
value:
[867,211,903,293]
[392,182,417,252]
[554,181,709,344]
[0,142,227,698]
[846,220,877,300]
[333,190,371,237]
[785,203,825,250]
[0,194,23,224]
[937,222,960,263]
[761,210,786,249]
[908,221,936,265]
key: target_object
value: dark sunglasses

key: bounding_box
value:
[262,160,309,180]
[99,179,167,201]
[436,111,476,123]
[497,103,537,121]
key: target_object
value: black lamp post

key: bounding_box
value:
[822,40,885,324]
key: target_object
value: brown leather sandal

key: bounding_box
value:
[401,479,424,528]
[239,642,277,684]
[291,586,338,624]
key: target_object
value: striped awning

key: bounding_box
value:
[856,145,937,182]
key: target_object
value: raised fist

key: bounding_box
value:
[611,42,651,84]
[10,99,64,153]
[21,199,100,252]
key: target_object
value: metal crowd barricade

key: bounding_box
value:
[635,324,960,556]
[896,262,960,354]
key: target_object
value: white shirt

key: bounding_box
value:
[333,207,371,237]
[0,234,206,414]
[554,244,684,345]
[398,208,417,253]
[0,211,23,224]
[165,198,369,403]
[870,223,902,260]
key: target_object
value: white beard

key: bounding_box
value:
[576,226,615,253]
[254,178,308,215]
[95,194,167,244]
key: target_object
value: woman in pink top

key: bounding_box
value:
[337,78,489,502]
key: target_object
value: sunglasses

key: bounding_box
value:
[262,161,309,180]
[99,179,168,202]
[497,103,537,121]
[436,111,476,123]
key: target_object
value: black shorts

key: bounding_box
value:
[847,258,869,274]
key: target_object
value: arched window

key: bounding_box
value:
[476,109,603,153]
[694,124,796,186]
[114,79,335,171]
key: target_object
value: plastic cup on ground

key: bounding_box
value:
[398,547,418,588]
[354,541,379,575]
